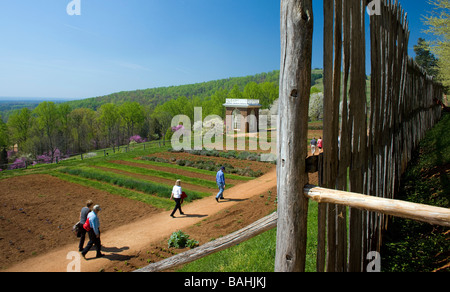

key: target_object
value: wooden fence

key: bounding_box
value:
[136,0,446,272]
[136,186,450,272]
[317,0,443,272]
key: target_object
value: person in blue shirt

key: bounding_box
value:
[81,205,104,259]
[215,166,226,202]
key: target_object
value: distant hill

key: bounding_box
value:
[65,70,281,111]
[0,101,40,122]
[1,69,327,122]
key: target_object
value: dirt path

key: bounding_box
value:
[5,168,277,272]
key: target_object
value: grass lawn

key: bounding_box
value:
[176,200,319,272]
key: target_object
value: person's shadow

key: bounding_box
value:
[84,246,133,261]
[102,246,133,261]
[219,198,248,203]
[176,214,208,218]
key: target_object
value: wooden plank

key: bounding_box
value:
[348,0,366,273]
[304,185,450,227]
[135,212,278,272]
[276,0,314,272]
[323,0,336,273]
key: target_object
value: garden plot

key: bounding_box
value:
[112,159,253,186]
[58,166,211,204]
[0,174,159,269]
[143,151,275,177]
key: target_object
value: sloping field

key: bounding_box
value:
[0,150,276,270]
[0,174,159,269]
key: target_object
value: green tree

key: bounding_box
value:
[423,0,450,88]
[414,38,439,77]
[202,89,228,118]
[309,93,324,121]
[0,115,9,148]
[228,85,244,100]
[58,103,72,154]
[259,82,279,109]
[0,116,8,167]
[98,103,121,151]
[7,108,32,152]
[119,102,145,140]
[243,82,262,101]
[69,108,97,153]
[34,101,59,161]
[151,108,172,146]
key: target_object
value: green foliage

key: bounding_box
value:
[6,108,32,151]
[178,200,319,272]
[309,92,324,121]
[381,113,450,272]
[414,38,439,77]
[96,161,219,189]
[53,171,173,210]
[0,116,9,149]
[423,0,450,89]
[168,230,199,249]
[131,158,252,181]
[58,166,209,202]
[64,70,280,111]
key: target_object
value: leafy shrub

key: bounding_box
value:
[168,230,199,249]
[155,157,168,163]
[129,135,144,143]
[176,159,186,166]
[9,158,27,170]
[238,151,251,160]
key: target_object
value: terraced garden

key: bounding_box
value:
[0,145,278,269]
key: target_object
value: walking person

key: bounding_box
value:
[317,137,323,153]
[310,137,317,155]
[78,200,93,252]
[170,179,184,218]
[81,205,104,259]
[215,166,226,202]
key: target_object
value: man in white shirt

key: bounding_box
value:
[170,179,185,218]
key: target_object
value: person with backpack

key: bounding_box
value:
[81,205,104,259]
[78,200,93,252]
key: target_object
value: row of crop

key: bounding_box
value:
[95,162,219,189]
[141,156,264,178]
[58,167,210,202]
[168,148,266,162]
[53,172,174,210]
[124,158,253,182]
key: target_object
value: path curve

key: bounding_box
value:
[6,168,277,272]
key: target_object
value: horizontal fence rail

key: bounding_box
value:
[135,212,278,272]
[135,185,450,272]
[304,185,450,227]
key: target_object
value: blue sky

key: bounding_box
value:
[0,0,435,100]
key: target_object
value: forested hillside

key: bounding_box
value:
[65,70,281,111]
[0,101,41,122]
[0,69,325,170]
[1,69,327,123]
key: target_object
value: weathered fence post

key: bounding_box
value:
[275,0,313,272]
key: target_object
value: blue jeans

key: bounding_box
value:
[216,183,224,199]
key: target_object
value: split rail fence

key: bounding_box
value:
[136,0,447,272]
